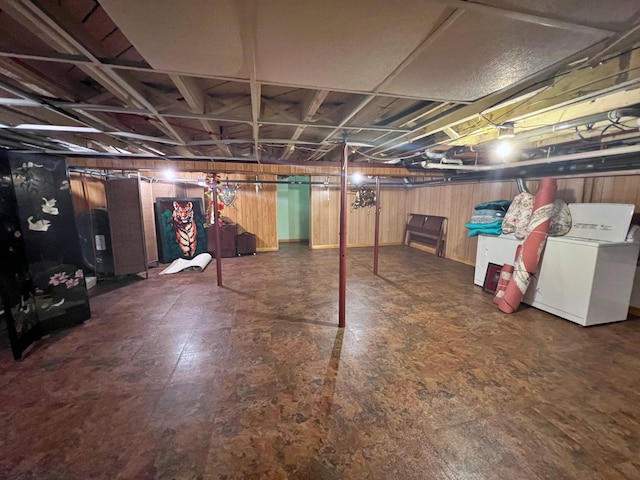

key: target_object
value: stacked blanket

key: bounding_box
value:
[466,200,511,237]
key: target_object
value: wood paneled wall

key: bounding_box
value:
[310,180,340,248]
[70,167,640,265]
[151,182,177,199]
[405,182,519,264]
[139,181,158,264]
[70,173,107,213]
[69,157,429,178]
[405,175,640,265]
[181,185,205,204]
[216,174,279,251]
[589,176,640,204]
[310,178,407,248]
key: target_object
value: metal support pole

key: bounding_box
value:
[338,142,348,328]
[373,176,380,275]
[212,181,223,287]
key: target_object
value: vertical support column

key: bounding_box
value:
[373,176,381,275]
[338,142,348,328]
[212,181,223,287]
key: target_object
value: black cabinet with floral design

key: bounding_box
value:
[0,151,90,360]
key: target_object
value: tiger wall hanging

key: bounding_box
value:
[155,197,207,263]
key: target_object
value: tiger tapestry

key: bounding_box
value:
[154,197,207,263]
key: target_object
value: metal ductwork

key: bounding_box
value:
[405,143,640,185]
[516,178,529,193]
[419,107,640,173]
[423,144,640,171]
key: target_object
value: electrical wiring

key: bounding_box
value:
[574,125,593,141]
[599,121,625,139]
[479,113,499,127]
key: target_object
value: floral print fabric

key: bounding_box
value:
[503,193,571,239]
[502,192,534,239]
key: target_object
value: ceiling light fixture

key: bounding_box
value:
[494,140,514,160]
[351,172,364,185]
[497,122,515,139]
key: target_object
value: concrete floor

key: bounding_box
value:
[1,244,640,479]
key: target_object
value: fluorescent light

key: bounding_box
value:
[14,124,102,133]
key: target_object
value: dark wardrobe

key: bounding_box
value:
[0,151,91,360]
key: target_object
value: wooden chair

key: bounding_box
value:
[404,213,446,257]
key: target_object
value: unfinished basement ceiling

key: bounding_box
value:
[2,0,640,178]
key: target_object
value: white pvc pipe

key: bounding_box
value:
[423,144,640,171]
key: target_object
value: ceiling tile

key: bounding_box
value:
[382,11,608,101]
[99,0,247,77]
[479,0,640,32]
[254,0,451,91]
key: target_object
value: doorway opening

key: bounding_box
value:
[277,175,310,246]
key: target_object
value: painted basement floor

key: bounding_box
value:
[1,244,640,479]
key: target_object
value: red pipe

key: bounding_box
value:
[212,181,223,287]
[338,143,348,328]
[373,176,380,275]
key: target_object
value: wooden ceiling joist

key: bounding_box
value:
[282,89,329,160]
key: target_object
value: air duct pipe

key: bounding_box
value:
[516,178,530,193]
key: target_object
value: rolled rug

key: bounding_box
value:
[493,263,514,305]
[498,177,557,314]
